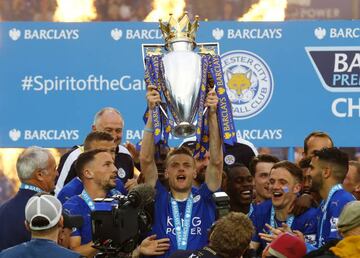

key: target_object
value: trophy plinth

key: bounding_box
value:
[173,122,196,138]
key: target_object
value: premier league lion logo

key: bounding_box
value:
[221,50,274,119]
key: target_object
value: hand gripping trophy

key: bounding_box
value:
[142,12,236,157]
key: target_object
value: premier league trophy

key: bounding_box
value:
[142,12,236,157]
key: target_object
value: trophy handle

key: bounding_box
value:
[197,43,220,117]
[197,42,220,56]
[142,42,221,69]
[141,44,165,69]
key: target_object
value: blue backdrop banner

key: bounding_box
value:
[0,21,359,148]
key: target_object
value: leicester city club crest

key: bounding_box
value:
[221,50,274,119]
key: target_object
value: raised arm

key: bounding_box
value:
[139,85,161,187]
[205,90,223,192]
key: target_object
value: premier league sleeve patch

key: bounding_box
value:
[193,195,201,203]
[304,234,316,245]
[330,217,339,232]
[117,168,126,178]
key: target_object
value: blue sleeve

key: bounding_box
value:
[328,193,355,240]
[70,228,81,237]
[300,208,318,246]
[57,188,71,204]
[250,206,261,243]
[63,200,81,237]
[115,179,127,195]
[154,180,169,205]
[305,242,317,253]
[155,180,167,195]
[197,183,216,201]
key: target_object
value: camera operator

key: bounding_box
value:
[63,149,170,258]
[139,86,223,257]
[63,149,118,257]
[169,212,254,258]
[57,131,127,205]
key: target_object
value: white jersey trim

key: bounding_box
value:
[55,147,83,196]
[118,144,131,156]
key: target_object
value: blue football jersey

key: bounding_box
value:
[316,189,355,247]
[147,181,216,258]
[63,195,92,245]
[250,200,317,251]
[58,177,127,204]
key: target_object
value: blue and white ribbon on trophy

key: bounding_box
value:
[143,53,237,156]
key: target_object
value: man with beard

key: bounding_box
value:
[249,154,279,204]
[63,149,118,257]
[55,107,135,195]
[57,131,127,204]
[140,86,223,257]
[224,163,254,216]
[249,161,317,253]
[179,138,210,188]
[298,157,321,205]
[309,147,355,248]
[181,138,257,188]
[295,131,334,213]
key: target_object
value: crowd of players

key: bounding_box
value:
[1,88,360,258]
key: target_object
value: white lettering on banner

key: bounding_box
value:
[23,29,79,40]
[332,73,360,86]
[126,130,143,141]
[125,29,163,40]
[237,129,282,140]
[330,28,360,38]
[227,28,282,39]
[120,76,145,90]
[165,216,202,236]
[23,75,145,94]
[125,130,179,141]
[305,46,360,92]
[23,130,79,140]
[334,53,360,73]
[332,98,360,118]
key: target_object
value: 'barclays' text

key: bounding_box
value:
[24,29,79,40]
[24,130,79,140]
[237,129,282,140]
[227,28,282,39]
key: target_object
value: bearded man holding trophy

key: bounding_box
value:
[139,13,237,257]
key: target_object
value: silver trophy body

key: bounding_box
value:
[142,13,219,138]
[162,41,202,137]
[142,41,219,138]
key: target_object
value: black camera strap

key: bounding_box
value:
[188,246,222,258]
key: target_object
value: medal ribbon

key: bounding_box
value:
[80,189,96,211]
[317,184,343,247]
[20,183,43,193]
[171,194,193,250]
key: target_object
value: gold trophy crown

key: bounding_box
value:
[159,12,199,49]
